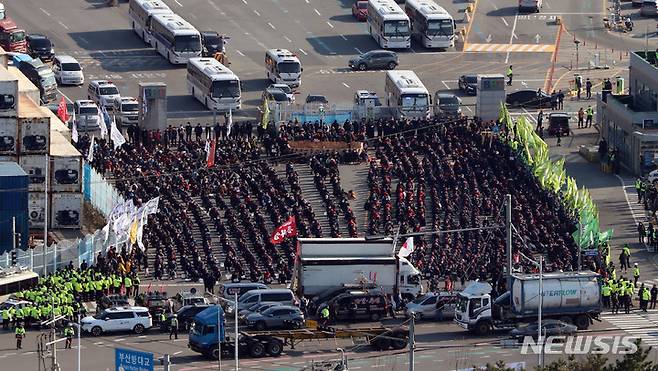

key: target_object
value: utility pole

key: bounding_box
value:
[235,292,239,371]
[43,154,49,276]
[217,305,222,371]
[408,313,415,371]
[12,217,16,265]
[538,255,544,370]
[505,194,512,291]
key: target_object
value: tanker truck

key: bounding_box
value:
[454,271,601,335]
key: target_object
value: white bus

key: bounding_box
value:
[187,57,241,111]
[367,0,411,49]
[149,13,202,65]
[265,49,302,88]
[405,0,455,49]
[385,70,431,118]
[128,0,173,45]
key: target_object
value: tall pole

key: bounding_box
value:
[12,217,16,266]
[234,292,239,371]
[505,194,512,291]
[217,305,221,371]
[408,313,415,371]
[577,222,582,272]
[77,313,81,371]
[538,255,544,369]
[51,294,57,371]
[43,154,49,276]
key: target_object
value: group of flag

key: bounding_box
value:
[56,96,126,152]
[103,196,160,251]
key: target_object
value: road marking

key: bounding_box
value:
[327,21,334,28]
[241,0,247,3]
[40,8,51,16]
[189,13,197,19]
[174,0,182,6]
[342,82,350,88]
[115,338,126,342]
[501,17,509,27]
[441,81,450,89]
[79,37,89,44]
[354,47,363,54]
[94,342,104,345]
[58,21,70,30]
[340,34,348,41]
[138,335,147,338]
[616,175,643,225]
[463,43,555,53]
[57,89,73,103]
[505,14,518,63]
[268,22,276,30]
[298,48,308,55]
[284,36,292,43]
[254,9,261,16]
[173,351,182,355]
[463,0,480,42]
[314,8,321,16]
[23,351,35,355]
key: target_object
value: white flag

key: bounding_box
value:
[144,196,160,215]
[72,118,79,143]
[136,206,148,250]
[397,237,414,258]
[87,135,95,162]
[98,107,108,139]
[110,115,126,150]
[205,139,211,162]
[226,110,233,137]
[142,88,148,115]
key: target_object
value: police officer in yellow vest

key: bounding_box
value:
[506,65,513,86]
[641,286,651,312]
[15,323,25,349]
[1,307,10,330]
[64,323,74,349]
[634,263,640,287]
[601,282,611,308]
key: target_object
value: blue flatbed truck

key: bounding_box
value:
[188,306,409,359]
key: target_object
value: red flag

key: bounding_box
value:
[206,139,216,168]
[270,216,297,244]
[56,96,69,123]
[513,253,520,264]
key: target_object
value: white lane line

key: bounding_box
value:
[314,8,321,16]
[327,21,334,28]
[254,9,261,16]
[241,0,247,3]
[79,36,89,44]
[354,47,363,54]
[340,34,348,41]
[505,14,518,64]
[268,22,276,30]
[465,106,473,112]
[40,8,51,16]
[441,81,450,89]
[115,338,126,342]
[174,0,183,6]
[501,17,509,27]
[342,82,350,88]
[284,36,292,43]
[58,21,70,30]
[236,49,245,56]
[616,175,641,225]
[298,48,308,55]
[138,335,147,339]
[173,351,182,355]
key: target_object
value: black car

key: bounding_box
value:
[23,134,47,151]
[506,89,551,109]
[135,292,169,322]
[97,295,130,312]
[322,290,389,322]
[305,94,328,104]
[175,304,212,330]
[27,34,54,62]
[509,320,577,340]
[458,74,477,95]
[0,135,14,152]
[200,31,226,58]
[54,169,79,184]
[348,50,398,71]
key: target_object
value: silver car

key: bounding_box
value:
[245,305,304,331]
[405,292,458,321]
[238,302,282,322]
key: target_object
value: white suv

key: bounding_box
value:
[88,80,120,110]
[113,96,139,127]
[81,306,152,336]
[74,100,100,132]
[52,55,84,86]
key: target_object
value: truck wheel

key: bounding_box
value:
[559,316,573,324]
[210,348,220,360]
[248,341,266,358]
[255,321,267,331]
[370,313,381,321]
[266,339,283,356]
[376,337,391,350]
[575,315,590,330]
[91,326,102,336]
[391,336,407,350]
[475,321,490,335]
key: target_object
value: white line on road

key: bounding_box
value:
[340,34,348,41]
[174,0,182,6]
[616,174,641,225]
[465,106,472,112]
[79,36,89,44]
[314,8,321,16]
[254,9,261,16]
[505,14,518,64]
[305,0,309,3]
[236,49,245,56]
[326,21,334,28]
[284,36,292,43]
[441,81,450,89]
[342,82,350,88]
[241,0,247,3]
[40,8,51,16]
[298,48,308,55]
[58,21,70,30]
[173,351,182,355]
[268,22,276,29]
[115,338,126,342]
[138,335,147,338]
[57,89,73,103]
[354,47,363,54]
[189,13,197,19]
[501,17,509,27]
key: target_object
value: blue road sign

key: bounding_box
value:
[115,348,154,371]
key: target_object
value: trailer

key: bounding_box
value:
[188,306,408,359]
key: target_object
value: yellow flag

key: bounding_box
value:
[129,217,139,245]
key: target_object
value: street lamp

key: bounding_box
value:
[516,251,544,369]
[574,40,581,71]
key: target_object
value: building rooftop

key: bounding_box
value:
[634,50,658,69]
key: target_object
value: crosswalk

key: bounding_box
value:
[462,43,555,53]
[602,310,658,347]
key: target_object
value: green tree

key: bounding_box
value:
[603,339,658,371]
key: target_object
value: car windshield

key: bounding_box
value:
[191,320,203,335]
[122,103,139,112]
[358,2,368,9]
[401,94,428,109]
[30,38,51,48]
[383,20,410,37]
[79,106,98,115]
[203,35,221,46]
[99,86,119,95]
[61,63,81,71]
[412,295,428,304]
[11,31,25,43]
[427,20,454,37]
[269,91,288,102]
[465,76,477,83]
[93,311,107,319]
[440,97,459,105]
[456,296,468,313]
[174,35,201,53]
[272,85,291,94]
[307,96,327,103]
[278,61,301,74]
[212,79,240,98]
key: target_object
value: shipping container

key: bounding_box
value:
[50,192,82,229]
[0,117,17,155]
[50,131,82,192]
[19,119,50,155]
[28,191,46,229]
[19,155,48,192]
[0,162,29,253]
[40,106,71,142]
[8,66,38,108]
[0,66,19,119]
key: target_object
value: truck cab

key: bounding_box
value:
[398,256,424,298]
[454,281,493,334]
[0,7,26,53]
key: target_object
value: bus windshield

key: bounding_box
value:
[10,31,25,43]
[401,94,428,109]
[212,80,240,98]
[174,35,201,53]
[277,61,301,74]
[383,20,410,37]
[427,19,453,37]
[40,73,56,88]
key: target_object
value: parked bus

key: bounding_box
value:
[405,0,455,49]
[149,13,202,65]
[0,12,26,52]
[187,57,241,111]
[265,49,302,88]
[128,0,173,45]
[367,0,411,49]
[0,270,38,297]
[384,70,431,118]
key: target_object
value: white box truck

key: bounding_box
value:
[294,238,424,300]
[454,271,601,335]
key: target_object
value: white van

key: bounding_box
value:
[518,0,542,12]
[228,289,296,314]
[641,0,657,16]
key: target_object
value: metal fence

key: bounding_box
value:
[83,162,125,217]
